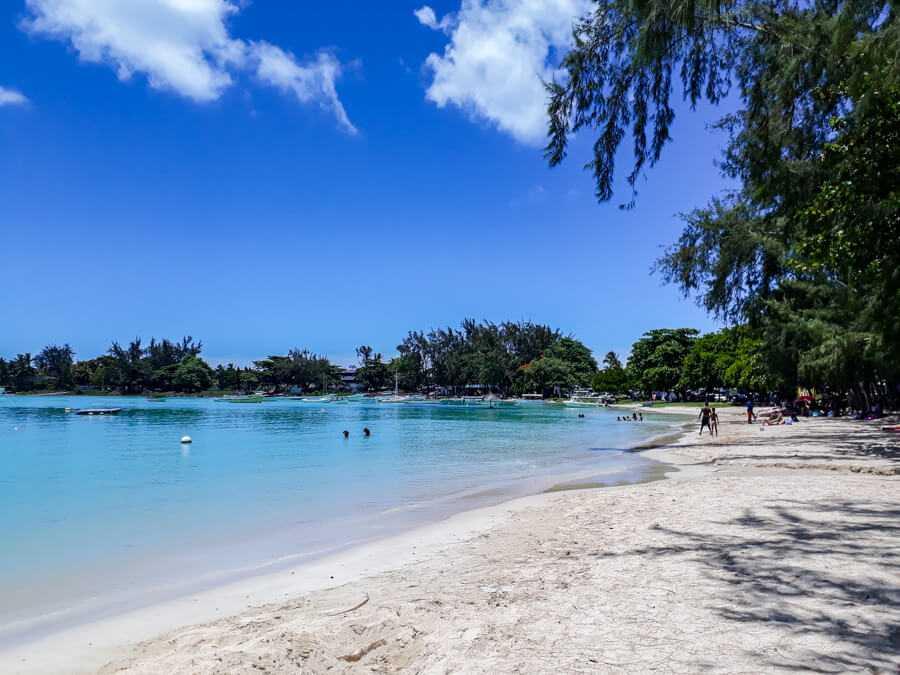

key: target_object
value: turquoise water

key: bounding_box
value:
[0,395,673,643]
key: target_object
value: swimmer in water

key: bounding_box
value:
[363,427,371,437]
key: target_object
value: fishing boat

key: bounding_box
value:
[564,388,606,407]
[339,393,366,402]
[377,374,410,403]
[377,395,410,403]
[213,395,265,404]
[484,393,518,408]
[440,397,485,406]
[298,395,336,403]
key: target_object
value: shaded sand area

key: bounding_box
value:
[7,408,900,673]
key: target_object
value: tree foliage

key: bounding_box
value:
[355,345,391,391]
[592,351,630,393]
[550,0,900,407]
[254,349,340,393]
[390,320,596,396]
[679,326,776,393]
[627,328,698,395]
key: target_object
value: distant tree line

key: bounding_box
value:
[355,320,598,396]
[0,338,217,394]
[0,322,598,398]
[594,327,781,400]
[0,338,346,395]
[5,321,894,408]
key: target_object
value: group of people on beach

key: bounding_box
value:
[699,404,720,436]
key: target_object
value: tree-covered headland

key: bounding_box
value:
[548,0,899,410]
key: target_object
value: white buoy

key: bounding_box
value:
[180,435,193,444]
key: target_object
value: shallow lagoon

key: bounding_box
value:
[0,395,673,642]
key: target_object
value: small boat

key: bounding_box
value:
[289,395,336,403]
[439,397,485,406]
[75,408,123,416]
[378,395,410,403]
[378,374,410,403]
[226,396,265,404]
[214,395,265,403]
[484,394,517,408]
[564,388,607,407]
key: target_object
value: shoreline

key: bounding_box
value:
[1,457,680,675]
[0,414,685,673]
[0,449,666,651]
[4,407,898,673]
[1,490,564,674]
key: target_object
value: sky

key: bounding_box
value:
[0,0,731,366]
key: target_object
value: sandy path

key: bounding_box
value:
[27,409,900,672]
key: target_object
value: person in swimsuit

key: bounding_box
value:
[699,403,713,435]
[710,408,719,436]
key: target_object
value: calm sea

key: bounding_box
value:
[0,394,674,644]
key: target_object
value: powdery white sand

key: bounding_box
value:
[5,407,899,674]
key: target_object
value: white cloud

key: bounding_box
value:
[415,0,590,145]
[22,0,355,130]
[413,6,453,33]
[0,86,29,106]
[252,42,356,135]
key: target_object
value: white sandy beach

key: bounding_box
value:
[4,406,898,674]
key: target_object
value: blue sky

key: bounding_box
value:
[0,0,729,366]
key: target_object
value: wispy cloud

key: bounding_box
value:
[0,85,29,107]
[22,0,355,131]
[252,43,356,135]
[415,0,591,145]
[413,5,453,33]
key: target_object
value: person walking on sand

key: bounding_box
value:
[710,407,719,437]
[746,398,756,424]
[699,403,713,436]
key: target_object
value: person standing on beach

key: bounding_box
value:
[699,403,713,435]
[710,408,719,437]
[746,398,756,424]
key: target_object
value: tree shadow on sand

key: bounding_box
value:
[658,423,900,467]
[596,498,900,672]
